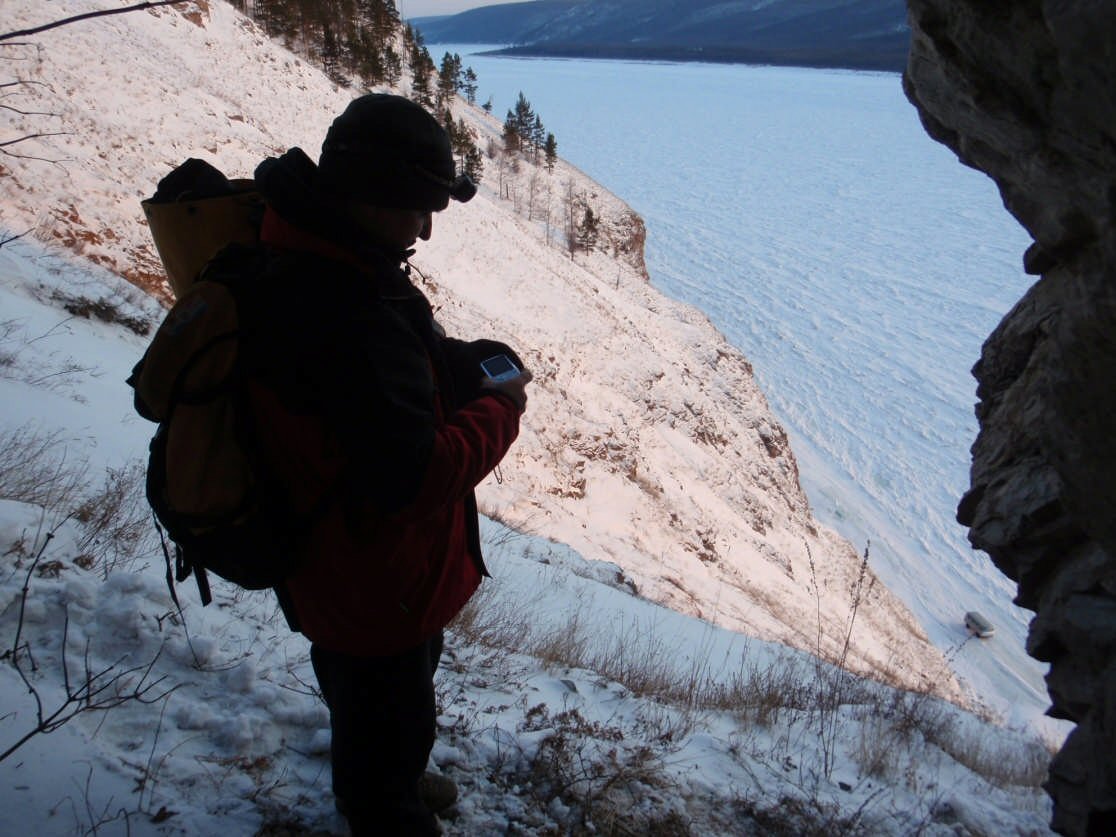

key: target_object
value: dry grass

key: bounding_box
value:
[924,717,1051,789]
[1,424,153,576]
[450,555,1053,799]
[0,425,89,517]
[72,460,156,575]
[452,584,712,723]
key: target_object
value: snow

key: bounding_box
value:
[0,1,1059,834]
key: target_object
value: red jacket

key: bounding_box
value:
[251,209,521,656]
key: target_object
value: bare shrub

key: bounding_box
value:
[589,616,686,699]
[879,685,951,743]
[514,704,679,835]
[73,460,155,575]
[529,604,592,668]
[807,540,877,778]
[451,541,1051,823]
[451,582,690,705]
[478,509,541,550]
[0,318,23,367]
[0,424,89,516]
[454,573,846,740]
[733,790,885,837]
[1,425,154,575]
[448,575,559,656]
[50,289,151,336]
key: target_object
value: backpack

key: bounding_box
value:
[141,158,263,298]
[130,160,299,608]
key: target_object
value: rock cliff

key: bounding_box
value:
[903,2,1116,833]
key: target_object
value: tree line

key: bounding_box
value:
[503,91,557,173]
[223,2,485,182]
[225,2,597,252]
[227,0,404,88]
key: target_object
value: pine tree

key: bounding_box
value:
[320,24,349,87]
[382,46,402,86]
[436,52,460,110]
[454,117,484,185]
[464,144,484,185]
[238,1,408,90]
[410,42,436,108]
[530,113,545,159]
[462,67,479,105]
[354,28,384,87]
[577,205,600,253]
[352,0,398,86]
[512,92,535,141]
[544,132,558,173]
[502,110,521,153]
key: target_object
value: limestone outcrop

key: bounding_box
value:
[903,2,1116,834]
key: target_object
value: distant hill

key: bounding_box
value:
[411,0,910,72]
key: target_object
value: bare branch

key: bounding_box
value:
[0,2,192,43]
[0,80,51,90]
[1,103,59,118]
[0,229,32,248]
[10,531,53,663]
[0,124,72,165]
[60,607,73,699]
[0,131,69,148]
[2,529,180,763]
[0,145,71,165]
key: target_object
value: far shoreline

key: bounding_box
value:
[419,41,908,74]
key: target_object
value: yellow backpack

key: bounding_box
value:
[131,160,294,607]
[140,158,262,299]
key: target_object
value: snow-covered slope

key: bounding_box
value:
[1,1,953,697]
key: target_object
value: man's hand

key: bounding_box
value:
[481,368,533,413]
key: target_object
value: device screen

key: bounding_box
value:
[481,354,519,381]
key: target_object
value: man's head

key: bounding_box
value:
[318,94,475,214]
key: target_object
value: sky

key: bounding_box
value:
[399,0,515,19]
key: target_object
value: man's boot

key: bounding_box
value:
[418,771,458,814]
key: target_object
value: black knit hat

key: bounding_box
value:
[317,94,475,211]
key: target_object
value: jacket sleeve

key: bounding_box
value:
[401,392,521,518]
[324,293,521,518]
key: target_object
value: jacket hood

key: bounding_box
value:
[254,148,410,265]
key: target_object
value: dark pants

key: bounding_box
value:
[310,633,444,836]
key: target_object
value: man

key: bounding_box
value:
[249,94,531,835]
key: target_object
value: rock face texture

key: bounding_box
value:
[903,2,1116,834]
